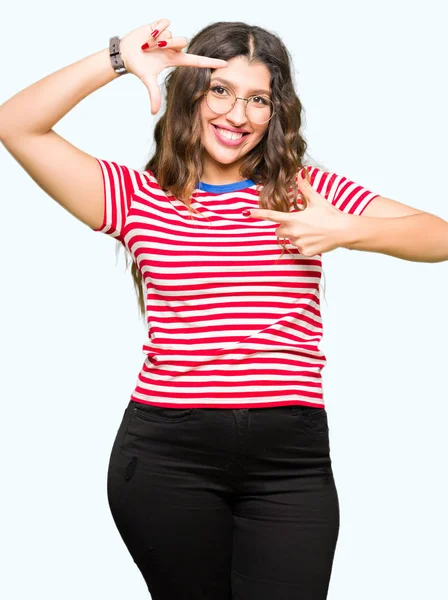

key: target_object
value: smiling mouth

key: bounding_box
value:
[212,124,250,135]
[211,124,250,145]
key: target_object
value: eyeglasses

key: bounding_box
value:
[203,85,275,125]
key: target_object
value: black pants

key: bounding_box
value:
[107,400,340,600]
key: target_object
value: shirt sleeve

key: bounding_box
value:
[92,158,149,239]
[299,166,380,216]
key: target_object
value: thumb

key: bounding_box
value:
[141,75,162,115]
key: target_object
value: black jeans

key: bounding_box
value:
[107,400,340,600]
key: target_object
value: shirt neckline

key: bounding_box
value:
[196,178,255,193]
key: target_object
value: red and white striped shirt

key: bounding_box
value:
[93,159,379,409]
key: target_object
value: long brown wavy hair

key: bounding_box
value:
[118,21,329,321]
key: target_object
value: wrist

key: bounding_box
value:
[340,214,360,250]
[109,36,129,76]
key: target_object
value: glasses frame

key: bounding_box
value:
[202,88,276,125]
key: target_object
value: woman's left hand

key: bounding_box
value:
[246,171,353,257]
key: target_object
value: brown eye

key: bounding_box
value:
[251,96,270,106]
[210,86,230,96]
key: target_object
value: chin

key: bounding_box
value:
[205,149,248,164]
[202,137,258,164]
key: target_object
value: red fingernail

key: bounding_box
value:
[141,42,149,50]
[151,29,159,38]
[157,40,167,47]
[242,210,251,217]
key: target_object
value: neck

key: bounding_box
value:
[200,153,246,185]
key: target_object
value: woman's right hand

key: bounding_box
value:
[119,18,228,115]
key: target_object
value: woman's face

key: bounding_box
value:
[199,56,272,181]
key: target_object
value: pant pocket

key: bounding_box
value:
[130,400,193,424]
[292,405,330,436]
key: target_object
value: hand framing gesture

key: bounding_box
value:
[120,18,228,114]
[246,170,353,257]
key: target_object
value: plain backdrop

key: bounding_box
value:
[1,1,447,599]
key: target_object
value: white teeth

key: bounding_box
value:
[216,126,244,141]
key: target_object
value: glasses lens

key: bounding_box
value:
[206,87,234,115]
[206,87,273,124]
[246,96,273,124]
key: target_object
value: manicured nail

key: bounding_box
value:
[157,40,167,47]
[242,210,251,217]
[141,42,149,50]
[151,29,159,38]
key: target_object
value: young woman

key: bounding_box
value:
[2,17,445,600]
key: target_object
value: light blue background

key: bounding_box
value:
[1,1,447,598]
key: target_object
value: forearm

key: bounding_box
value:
[343,213,448,263]
[0,47,120,140]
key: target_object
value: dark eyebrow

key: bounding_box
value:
[210,77,271,96]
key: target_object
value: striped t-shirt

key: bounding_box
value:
[93,160,379,409]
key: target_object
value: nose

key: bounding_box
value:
[225,98,249,126]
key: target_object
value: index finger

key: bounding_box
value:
[250,209,292,223]
[178,53,228,69]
